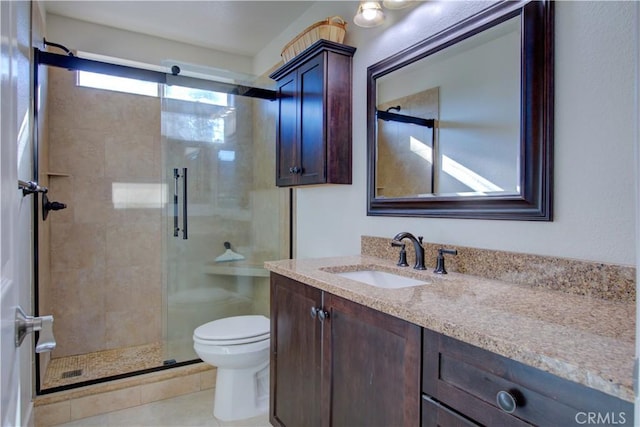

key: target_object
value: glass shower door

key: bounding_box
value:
[160,80,286,364]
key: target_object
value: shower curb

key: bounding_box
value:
[33,363,215,427]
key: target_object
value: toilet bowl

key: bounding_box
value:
[193,315,270,421]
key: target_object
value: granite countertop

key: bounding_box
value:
[264,255,635,403]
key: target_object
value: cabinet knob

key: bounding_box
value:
[496,390,517,414]
[318,309,329,322]
[310,307,319,319]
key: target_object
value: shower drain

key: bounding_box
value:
[61,369,83,379]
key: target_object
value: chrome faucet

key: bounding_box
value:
[392,232,426,270]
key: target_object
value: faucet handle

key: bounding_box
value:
[391,241,409,267]
[433,248,458,274]
[418,236,423,244]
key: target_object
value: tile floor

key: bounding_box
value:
[53,390,271,427]
[43,343,166,389]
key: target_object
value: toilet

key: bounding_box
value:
[193,315,270,421]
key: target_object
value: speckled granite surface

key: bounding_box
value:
[264,255,635,403]
[362,236,636,302]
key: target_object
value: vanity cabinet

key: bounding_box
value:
[422,329,634,427]
[270,273,421,427]
[269,274,323,427]
[269,40,355,187]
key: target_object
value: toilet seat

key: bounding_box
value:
[193,315,270,346]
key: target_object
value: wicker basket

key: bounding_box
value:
[281,16,347,63]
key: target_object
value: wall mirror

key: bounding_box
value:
[367,0,553,220]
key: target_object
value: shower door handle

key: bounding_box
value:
[173,168,180,237]
[181,167,188,240]
[173,168,188,240]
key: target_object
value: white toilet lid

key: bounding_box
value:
[194,315,270,343]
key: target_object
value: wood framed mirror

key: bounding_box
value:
[367,0,553,220]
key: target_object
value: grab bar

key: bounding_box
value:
[18,180,48,196]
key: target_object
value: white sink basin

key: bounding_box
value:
[335,270,429,289]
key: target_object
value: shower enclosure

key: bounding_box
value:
[36,56,288,393]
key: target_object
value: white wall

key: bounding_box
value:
[45,14,253,74]
[257,1,638,266]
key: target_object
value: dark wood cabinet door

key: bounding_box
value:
[275,71,298,187]
[324,293,421,427]
[270,274,323,427]
[271,40,355,187]
[298,54,325,185]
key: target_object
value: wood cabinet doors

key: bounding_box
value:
[270,274,322,427]
[270,273,421,427]
[271,40,355,187]
[274,54,326,186]
[323,292,421,427]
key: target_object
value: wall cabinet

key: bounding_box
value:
[270,273,420,427]
[422,329,634,427]
[269,40,355,187]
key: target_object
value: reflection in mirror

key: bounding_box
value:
[376,88,438,197]
[376,16,520,199]
[367,0,553,220]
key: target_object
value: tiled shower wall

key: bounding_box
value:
[46,67,162,357]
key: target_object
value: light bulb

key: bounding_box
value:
[362,8,377,21]
[354,1,385,28]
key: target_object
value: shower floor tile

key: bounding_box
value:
[43,342,166,390]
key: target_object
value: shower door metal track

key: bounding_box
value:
[34,48,278,101]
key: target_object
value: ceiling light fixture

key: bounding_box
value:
[353,1,385,28]
[382,0,414,10]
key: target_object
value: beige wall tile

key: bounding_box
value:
[105,264,162,311]
[34,401,70,427]
[105,221,161,268]
[105,308,161,348]
[140,373,200,404]
[48,127,106,178]
[104,133,159,180]
[50,222,106,272]
[46,69,163,356]
[49,264,106,356]
[70,386,141,420]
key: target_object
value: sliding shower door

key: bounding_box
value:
[38,59,287,391]
[161,80,287,363]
